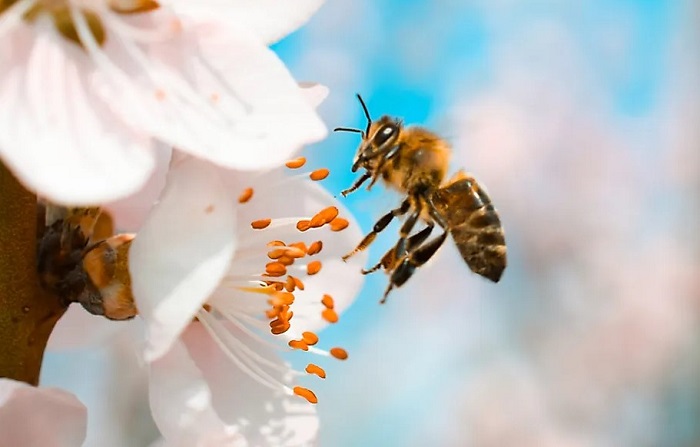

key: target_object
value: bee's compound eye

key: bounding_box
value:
[373,125,396,147]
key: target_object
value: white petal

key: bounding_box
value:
[130,155,236,361]
[0,379,87,447]
[91,13,326,171]
[0,24,155,205]
[149,338,247,447]
[182,324,319,446]
[166,0,324,45]
[299,83,330,109]
[223,171,367,332]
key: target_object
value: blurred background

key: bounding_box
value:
[42,0,700,446]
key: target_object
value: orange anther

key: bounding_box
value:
[305,364,326,379]
[319,206,339,223]
[302,331,319,345]
[269,292,295,306]
[291,276,305,291]
[307,241,323,256]
[310,213,326,228]
[268,248,286,259]
[285,157,306,169]
[265,262,287,277]
[267,240,286,247]
[265,308,278,319]
[310,168,330,181]
[277,255,295,266]
[288,339,309,351]
[307,261,322,275]
[289,242,307,253]
[321,294,334,309]
[238,187,254,203]
[251,218,272,229]
[293,386,318,404]
[271,323,291,335]
[284,276,296,292]
[322,308,338,323]
[329,217,349,231]
[330,347,348,360]
[296,220,311,232]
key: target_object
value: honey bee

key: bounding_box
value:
[335,94,507,302]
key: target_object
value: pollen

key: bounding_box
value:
[305,364,326,379]
[306,261,322,275]
[321,294,335,309]
[288,339,309,351]
[307,241,323,256]
[330,347,348,360]
[330,217,349,232]
[251,218,272,229]
[302,331,319,345]
[238,187,254,203]
[293,386,318,404]
[265,262,287,277]
[310,168,330,181]
[296,220,311,232]
[285,157,307,169]
[322,308,339,324]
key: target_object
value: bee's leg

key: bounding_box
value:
[362,223,434,274]
[341,172,371,197]
[380,230,449,304]
[342,199,410,261]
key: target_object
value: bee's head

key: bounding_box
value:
[334,95,403,173]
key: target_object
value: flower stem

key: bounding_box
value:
[0,161,67,385]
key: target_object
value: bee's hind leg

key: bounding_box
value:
[362,223,434,275]
[380,229,449,304]
[342,199,410,261]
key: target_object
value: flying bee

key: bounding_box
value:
[334,94,507,302]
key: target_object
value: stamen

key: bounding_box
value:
[251,218,272,229]
[288,339,309,351]
[330,217,350,232]
[238,187,254,203]
[293,386,318,404]
[321,294,335,309]
[302,331,319,345]
[267,240,286,247]
[285,157,307,169]
[307,261,322,275]
[309,168,330,181]
[284,276,296,292]
[288,241,308,254]
[277,255,295,266]
[322,308,339,324]
[307,241,323,256]
[268,292,294,307]
[296,220,311,232]
[305,364,326,379]
[330,347,348,360]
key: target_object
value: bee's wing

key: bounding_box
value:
[431,177,506,282]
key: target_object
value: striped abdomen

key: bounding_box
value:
[431,174,506,282]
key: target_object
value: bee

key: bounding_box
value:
[334,94,507,302]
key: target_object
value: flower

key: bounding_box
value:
[0,0,326,204]
[129,152,366,444]
[0,378,87,446]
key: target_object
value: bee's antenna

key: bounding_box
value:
[333,127,365,137]
[356,93,372,135]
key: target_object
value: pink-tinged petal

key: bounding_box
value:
[105,144,172,233]
[182,324,319,446]
[224,171,366,331]
[166,0,324,45]
[149,339,246,447]
[91,13,326,171]
[0,24,155,205]
[130,155,236,361]
[0,379,87,447]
